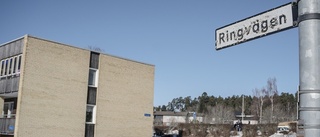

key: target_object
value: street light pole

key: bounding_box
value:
[241,95,244,122]
[298,0,320,136]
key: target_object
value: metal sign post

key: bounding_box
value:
[215,1,320,136]
[298,0,320,136]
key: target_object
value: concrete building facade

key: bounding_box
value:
[0,35,155,137]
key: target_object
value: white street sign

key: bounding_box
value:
[215,3,297,50]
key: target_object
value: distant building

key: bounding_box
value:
[153,111,203,126]
[233,114,258,125]
[0,35,155,137]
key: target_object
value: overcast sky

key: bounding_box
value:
[0,0,298,106]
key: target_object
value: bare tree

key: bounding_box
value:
[207,104,234,124]
[253,88,266,124]
[265,77,278,123]
[88,46,104,52]
[273,104,291,122]
[262,106,272,123]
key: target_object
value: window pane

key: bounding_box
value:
[4,60,8,75]
[88,69,96,86]
[86,106,94,122]
[85,124,95,137]
[90,52,99,69]
[17,56,21,72]
[13,57,17,74]
[3,104,9,115]
[0,61,3,76]
[87,87,97,105]
[3,102,14,114]
[8,58,13,75]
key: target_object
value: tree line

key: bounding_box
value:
[154,78,298,124]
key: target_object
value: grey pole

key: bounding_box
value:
[299,0,320,136]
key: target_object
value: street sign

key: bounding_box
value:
[144,113,151,117]
[215,2,298,50]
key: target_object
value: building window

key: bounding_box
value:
[17,55,21,73]
[3,102,14,118]
[86,105,96,124]
[4,60,8,75]
[85,124,95,137]
[8,58,13,75]
[0,54,22,78]
[85,51,99,137]
[90,52,99,69]
[0,60,4,77]
[13,57,17,74]
[87,87,97,105]
[88,68,98,87]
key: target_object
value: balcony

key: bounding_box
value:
[0,118,15,135]
[0,76,20,95]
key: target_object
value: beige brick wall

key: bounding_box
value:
[15,36,90,137]
[95,55,155,137]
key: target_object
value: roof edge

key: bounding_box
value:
[25,35,155,67]
[0,35,26,47]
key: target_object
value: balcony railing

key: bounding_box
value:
[0,76,20,94]
[0,118,15,135]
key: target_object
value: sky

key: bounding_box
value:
[0,0,298,106]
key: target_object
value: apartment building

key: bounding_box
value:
[0,35,155,137]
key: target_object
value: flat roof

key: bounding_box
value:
[1,34,155,67]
